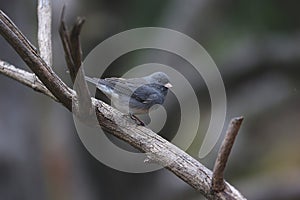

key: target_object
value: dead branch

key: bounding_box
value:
[0,8,246,200]
[59,8,93,119]
[0,59,57,101]
[37,0,52,66]
[0,10,73,110]
[212,117,244,192]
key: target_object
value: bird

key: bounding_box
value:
[85,72,172,125]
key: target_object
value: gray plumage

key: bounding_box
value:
[85,72,172,114]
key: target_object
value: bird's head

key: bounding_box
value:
[148,72,172,88]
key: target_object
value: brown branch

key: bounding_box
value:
[0,10,73,110]
[212,117,244,192]
[0,9,246,200]
[69,17,85,77]
[93,103,246,200]
[59,7,85,82]
[0,58,247,200]
[59,8,92,119]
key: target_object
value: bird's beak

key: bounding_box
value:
[164,82,173,88]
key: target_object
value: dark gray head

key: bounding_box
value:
[148,72,172,88]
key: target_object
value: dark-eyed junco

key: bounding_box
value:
[85,72,172,125]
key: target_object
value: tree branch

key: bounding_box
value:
[0,59,57,101]
[37,0,52,66]
[212,117,244,192]
[0,9,246,200]
[59,6,85,83]
[0,10,73,110]
[59,8,93,119]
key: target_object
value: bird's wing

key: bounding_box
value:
[103,77,147,96]
[99,78,133,97]
[105,77,148,87]
[104,78,165,104]
[86,76,163,103]
[130,85,163,104]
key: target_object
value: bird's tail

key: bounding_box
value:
[85,76,112,97]
[85,76,99,85]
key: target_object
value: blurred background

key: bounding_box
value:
[0,0,300,199]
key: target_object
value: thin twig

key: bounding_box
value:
[212,117,244,192]
[59,6,74,74]
[59,9,92,119]
[37,0,52,66]
[69,17,85,77]
[59,7,86,82]
[0,59,57,101]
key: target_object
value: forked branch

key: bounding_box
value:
[0,8,246,200]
